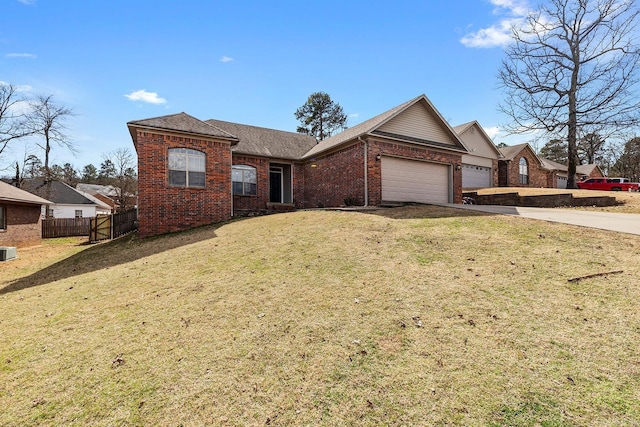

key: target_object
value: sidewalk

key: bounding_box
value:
[443,204,640,236]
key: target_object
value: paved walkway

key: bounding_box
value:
[443,204,640,236]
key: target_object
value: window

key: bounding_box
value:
[0,205,5,230]
[75,210,83,218]
[168,148,206,188]
[519,157,529,185]
[46,208,54,218]
[232,165,257,196]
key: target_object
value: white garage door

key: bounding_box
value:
[381,157,450,204]
[462,164,492,188]
[557,175,567,189]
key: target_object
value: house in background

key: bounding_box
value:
[19,179,112,218]
[576,164,605,180]
[76,183,119,212]
[0,180,51,248]
[540,158,569,189]
[128,94,468,238]
[453,121,503,189]
[496,143,548,187]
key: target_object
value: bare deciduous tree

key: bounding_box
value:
[102,148,137,212]
[26,95,75,180]
[0,83,33,157]
[499,0,640,188]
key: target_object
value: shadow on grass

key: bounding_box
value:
[0,222,223,295]
[368,204,496,220]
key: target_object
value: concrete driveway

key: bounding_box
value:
[444,204,640,236]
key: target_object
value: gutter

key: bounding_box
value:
[359,136,368,206]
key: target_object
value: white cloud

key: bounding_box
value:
[17,0,36,4]
[349,113,359,118]
[483,126,501,139]
[6,53,37,59]
[124,89,167,105]
[220,56,234,63]
[460,0,532,48]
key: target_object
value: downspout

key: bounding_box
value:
[359,136,368,206]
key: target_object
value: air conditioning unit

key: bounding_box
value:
[0,247,17,261]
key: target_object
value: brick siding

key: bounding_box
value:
[0,203,43,248]
[134,130,233,238]
[303,138,463,208]
[495,151,547,188]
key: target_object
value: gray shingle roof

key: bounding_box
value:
[128,112,239,142]
[303,94,466,159]
[0,180,51,205]
[499,143,544,166]
[206,119,317,160]
[20,180,98,205]
[540,158,568,171]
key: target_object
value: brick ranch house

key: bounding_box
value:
[0,180,51,248]
[128,94,468,238]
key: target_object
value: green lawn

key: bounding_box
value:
[1,206,639,426]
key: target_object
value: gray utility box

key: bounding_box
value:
[0,246,17,261]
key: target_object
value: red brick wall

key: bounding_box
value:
[303,143,366,208]
[231,154,269,214]
[302,138,463,207]
[498,151,547,188]
[0,203,43,248]
[134,130,233,238]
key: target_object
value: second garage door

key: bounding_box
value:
[381,157,450,204]
[462,164,492,188]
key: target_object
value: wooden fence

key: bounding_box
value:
[90,209,138,242]
[42,217,91,238]
[42,209,138,241]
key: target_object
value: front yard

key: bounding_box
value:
[1,206,639,426]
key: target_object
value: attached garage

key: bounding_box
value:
[381,156,451,204]
[462,164,492,188]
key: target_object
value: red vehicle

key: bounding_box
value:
[576,177,639,191]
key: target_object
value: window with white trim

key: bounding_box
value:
[75,210,83,218]
[168,148,206,188]
[232,165,257,196]
[519,157,529,185]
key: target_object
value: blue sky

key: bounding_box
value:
[1,0,535,172]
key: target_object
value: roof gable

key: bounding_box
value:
[498,143,544,166]
[206,119,317,160]
[20,179,98,206]
[454,121,503,159]
[0,180,51,205]
[303,94,467,158]
[127,112,239,143]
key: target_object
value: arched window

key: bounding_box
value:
[519,157,529,185]
[168,148,205,188]
[232,165,257,195]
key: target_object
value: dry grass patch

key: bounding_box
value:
[1,208,640,426]
[473,187,640,213]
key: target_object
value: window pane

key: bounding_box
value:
[169,170,187,186]
[189,153,205,172]
[245,168,257,184]
[232,169,243,182]
[246,182,257,195]
[0,206,5,229]
[233,181,244,195]
[169,152,186,171]
[189,171,206,188]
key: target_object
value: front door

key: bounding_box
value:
[269,167,283,203]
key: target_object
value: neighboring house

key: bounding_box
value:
[496,143,547,187]
[453,121,503,188]
[0,180,51,248]
[128,94,468,238]
[19,179,112,218]
[76,183,120,211]
[540,158,569,189]
[576,164,605,181]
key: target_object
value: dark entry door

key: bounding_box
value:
[270,167,282,203]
